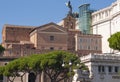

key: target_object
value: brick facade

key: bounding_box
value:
[2,16,102,57]
[30,23,68,50]
[2,24,35,48]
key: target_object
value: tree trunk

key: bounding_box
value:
[20,76,23,82]
[50,79,56,82]
[20,72,26,82]
[7,77,15,82]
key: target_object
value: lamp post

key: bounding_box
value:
[69,61,72,82]
[62,60,72,82]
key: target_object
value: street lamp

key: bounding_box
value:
[62,60,72,82]
[69,61,72,82]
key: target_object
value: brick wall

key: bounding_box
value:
[2,24,35,48]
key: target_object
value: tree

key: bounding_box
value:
[0,66,4,82]
[3,57,30,82]
[0,66,5,76]
[40,51,85,82]
[0,51,87,82]
[108,32,120,51]
[2,55,43,82]
[0,45,5,54]
[28,54,43,80]
[16,57,31,82]
[3,59,20,82]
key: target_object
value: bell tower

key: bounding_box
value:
[63,15,76,29]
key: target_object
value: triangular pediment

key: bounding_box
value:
[36,22,67,33]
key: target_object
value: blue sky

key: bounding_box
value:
[0,0,116,42]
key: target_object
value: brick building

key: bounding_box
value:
[2,24,34,48]
[2,23,68,57]
[2,15,102,57]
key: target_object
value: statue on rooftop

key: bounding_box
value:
[65,0,73,15]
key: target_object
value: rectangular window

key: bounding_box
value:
[95,39,98,44]
[59,47,62,50]
[80,45,82,49]
[102,66,105,72]
[108,66,112,73]
[9,51,11,55]
[114,66,119,73]
[98,65,105,73]
[95,46,98,50]
[50,36,54,41]
[50,47,54,50]
[80,39,82,42]
[98,66,101,72]
[88,46,90,50]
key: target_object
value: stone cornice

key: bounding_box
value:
[3,24,35,28]
[92,0,120,26]
[92,11,120,26]
[81,53,120,64]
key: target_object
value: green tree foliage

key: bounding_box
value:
[2,56,43,82]
[3,57,31,82]
[0,66,5,75]
[16,57,31,82]
[28,54,43,75]
[0,51,87,82]
[4,60,19,82]
[108,32,120,51]
[40,51,85,82]
[0,45,5,54]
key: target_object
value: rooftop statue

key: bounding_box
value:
[65,0,72,15]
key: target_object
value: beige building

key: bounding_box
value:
[30,23,68,50]
[75,34,102,56]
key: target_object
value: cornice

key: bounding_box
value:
[92,11,120,26]
[3,24,35,28]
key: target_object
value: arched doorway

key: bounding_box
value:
[28,73,36,82]
[0,75,3,82]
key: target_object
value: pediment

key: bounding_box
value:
[37,22,67,33]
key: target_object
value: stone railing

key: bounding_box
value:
[81,53,120,61]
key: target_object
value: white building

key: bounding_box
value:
[92,0,120,53]
[81,53,120,82]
